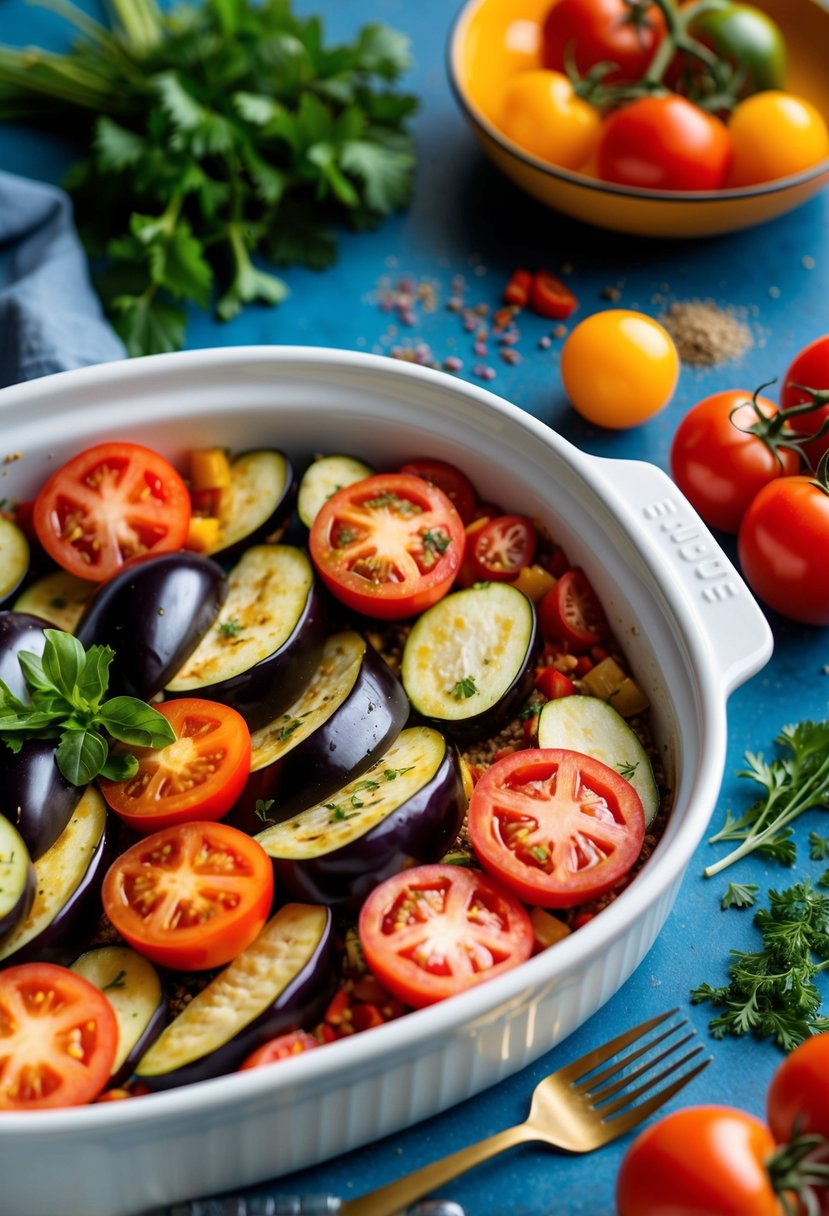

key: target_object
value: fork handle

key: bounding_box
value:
[339,1124,534,1216]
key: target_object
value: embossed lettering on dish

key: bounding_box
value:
[641,497,740,604]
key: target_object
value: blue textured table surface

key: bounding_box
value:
[1,1,828,1213]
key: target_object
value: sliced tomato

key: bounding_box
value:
[239,1030,319,1070]
[102,821,274,971]
[33,441,191,583]
[0,963,118,1110]
[470,514,537,581]
[98,699,252,834]
[309,473,466,620]
[528,271,578,320]
[398,458,478,524]
[538,568,608,652]
[468,749,645,908]
[357,863,534,1009]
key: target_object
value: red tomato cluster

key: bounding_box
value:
[496,0,829,192]
[616,1034,829,1215]
[670,333,829,625]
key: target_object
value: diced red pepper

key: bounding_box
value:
[351,1003,386,1032]
[503,268,533,308]
[534,667,576,700]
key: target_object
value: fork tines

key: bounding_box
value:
[564,1008,711,1133]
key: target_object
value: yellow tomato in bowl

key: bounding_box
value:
[727,90,829,187]
[499,69,601,170]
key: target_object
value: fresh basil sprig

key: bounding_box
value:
[0,629,176,785]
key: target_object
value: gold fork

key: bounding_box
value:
[339,1008,710,1216]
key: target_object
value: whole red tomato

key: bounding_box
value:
[616,1105,784,1215]
[541,0,666,84]
[737,468,829,625]
[597,95,732,191]
[670,389,801,533]
[780,334,829,470]
[766,1033,829,1144]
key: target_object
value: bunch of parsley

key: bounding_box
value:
[0,0,417,355]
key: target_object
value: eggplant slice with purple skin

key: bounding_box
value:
[134,903,337,1091]
[0,610,51,702]
[0,786,108,967]
[229,630,410,834]
[71,945,167,1089]
[254,726,467,908]
[0,815,36,944]
[1,736,83,860]
[205,449,296,563]
[75,550,228,701]
[165,545,327,731]
[401,581,538,742]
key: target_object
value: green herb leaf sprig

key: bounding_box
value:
[704,720,829,877]
[0,0,417,356]
[0,630,176,785]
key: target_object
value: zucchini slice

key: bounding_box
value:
[297,454,374,528]
[0,814,35,942]
[210,449,295,559]
[134,904,336,1090]
[401,581,537,738]
[13,568,96,632]
[0,516,29,607]
[71,945,166,1084]
[537,695,659,825]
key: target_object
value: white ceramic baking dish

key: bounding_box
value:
[0,347,772,1216]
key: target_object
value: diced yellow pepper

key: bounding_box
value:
[190,448,232,492]
[580,657,650,717]
[514,563,556,603]
[185,515,222,554]
[529,907,571,950]
[458,755,475,803]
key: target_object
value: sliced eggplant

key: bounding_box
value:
[297,454,373,529]
[75,551,228,700]
[0,814,36,943]
[165,545,327,731]
[209,449,296,562]
[401,582,537,740]
[0,610,51,702]
[229,630,410,834]
[71,945,167,1087]
[134,903,337,1091]
[537,695,660,826]
[13,568,96,632]
[0,737,83,860]
[0,516,29,608]
[0,786,108,967]
[255,726,466,907]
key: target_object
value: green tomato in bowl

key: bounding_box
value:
[687,1,787,95]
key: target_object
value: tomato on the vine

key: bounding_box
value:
[499,70,601,170]
[780,334,829,470]
[727,91,829,188]
[616,1106,785,1216]
[766,1032,829,1145]
[597,95,732,191]
[560,310,679,428]
[541,0,666,85]
[737,468,829,625]
[670,389,801,534]
[686,2,787,96]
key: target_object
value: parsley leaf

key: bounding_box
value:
[720,881,759,910]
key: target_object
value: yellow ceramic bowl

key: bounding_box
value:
[448,0,829,237]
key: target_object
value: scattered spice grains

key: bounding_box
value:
[658,298,754,367]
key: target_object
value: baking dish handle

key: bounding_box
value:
[595,456,774,696]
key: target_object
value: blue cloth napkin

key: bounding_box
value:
[0,169,125,389]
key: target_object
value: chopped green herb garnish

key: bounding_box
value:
[383,765,415,780]
[277,718,302,742]
[334,526,359,549]
[254,799,276,824]
[422,529,450,555]
[328,804,360,823]
[616,760,639,781]
[102,970,128,992]
[365,492,422,515]
[721,881,760,910]
[450,676,478,700]
[219,618,242,637]
[517,702,541,722]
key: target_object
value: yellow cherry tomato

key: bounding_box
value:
[727,91,829,187]
[560,310,680,429]
[499,70,601,170]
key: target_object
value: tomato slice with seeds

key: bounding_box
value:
[398,459,478,524]
[98,699,252,835]
[101,822,274,971]
[468,749,645,908]
[239,1030,319,1070]
[470,514,537,581]
[358,863,534,1008]
[33,441,191,583]
[309,473,466,620]
[538,567,608,652]
[0,963,118,1110]
[528,271,578,320]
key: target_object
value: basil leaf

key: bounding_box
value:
[56,727,108,785]
[77,645,115,709]
[100,752,139,782]
[0,709,63,731]
[0,735,23,754]
[95,697,176,748]
[16,651,54,694]
[42,630,87,700]
[0,676,28,711]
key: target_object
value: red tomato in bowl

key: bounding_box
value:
[468,749,645,908]
[0,963,118,1110]
[780,334,829,469]
[102,821,274,971]
[33,441,191,582]
[358,863,534,1008]
[670,389,801,533]
[616,1106,784,1216]
[597,96,732,191]
[541,0,666,84]
[766,1031,829,1144]
[99,699,252,834]
[309,473,465,620]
